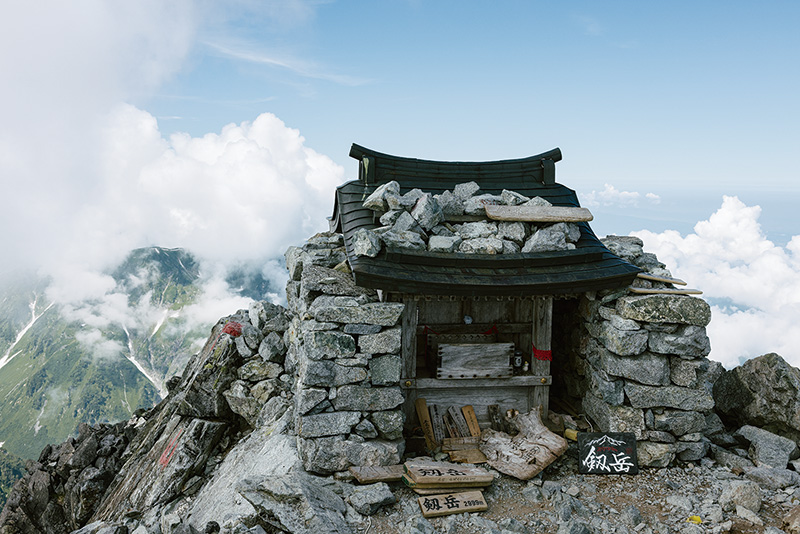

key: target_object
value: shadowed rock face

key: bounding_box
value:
[713,352,800,442]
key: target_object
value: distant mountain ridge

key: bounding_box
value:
[0,247,273,460]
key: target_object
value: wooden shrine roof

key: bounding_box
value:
[330,144,641,296]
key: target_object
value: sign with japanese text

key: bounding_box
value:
[417,490,488,518]
[577,432,638,475]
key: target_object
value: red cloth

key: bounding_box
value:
[222,321,243,337]
[532,343,552,361]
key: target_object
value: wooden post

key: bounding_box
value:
[401,296,419,432]
[530,296,552,415]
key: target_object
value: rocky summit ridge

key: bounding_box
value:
[4,232,800,533]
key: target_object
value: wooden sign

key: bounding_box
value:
[484,204,593,222]
[415,398,438,450]
[442,436,481,452]
[418,491,488,518]
[349,465,405,484]
[461,406,482,437]
[401,474,491,490]
[447,406,472,438]
[404,464,494,486]
[429,404,446,445]
[448,449,487,464]
[437,343,513,379]
[577,432,638,475]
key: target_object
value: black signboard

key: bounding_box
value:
[577,432,638,475]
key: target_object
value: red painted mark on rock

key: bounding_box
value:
[158,427,185,468]
[222,321,243,337]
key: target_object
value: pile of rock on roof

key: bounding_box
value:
[352,180,581,257]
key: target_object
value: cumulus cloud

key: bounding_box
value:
[582,184,661,208]
[633,196,800,368]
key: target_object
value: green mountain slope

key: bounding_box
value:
[0,447,26,511]
[0,247,265,460]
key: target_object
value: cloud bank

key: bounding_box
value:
[582,184,661,208]
[633,196,800,368]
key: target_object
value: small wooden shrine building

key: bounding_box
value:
[329,144,641,428]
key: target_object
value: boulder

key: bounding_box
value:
[347,482,396,516]
[582,394,645,438]
[625,383,714,412]
[648,325,711,358]
[713,353,800,442]
[719,480,761,513]
[616,295,712,327]
[362,181,400,211]
[352,228,382,257]
[410,193,444,231]
[734,425,800,468]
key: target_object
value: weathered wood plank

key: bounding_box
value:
[402,474,491,490]
[636,272,687,286]
[461,406,482,437]
[437,343,513,379]
[401,298,418,379]
[415,398,437,450]
[430,404,446,446]
[480,407,568,480]
[531,297,552,413]
[404,464,494,485]
[628,287,703,295]
[418,491,488,518]
[412,486,484,495]
[349,465,405,484]
[447,406,472,438]
[484,204,593,222]
[442,436,481,451]
[448,449,488,464]
[443,411,461,438]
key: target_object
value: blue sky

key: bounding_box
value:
[142,1,800,240]
[1,1,799,367]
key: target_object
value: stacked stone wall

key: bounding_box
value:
[284,232,406,474]
[562,236,724,467]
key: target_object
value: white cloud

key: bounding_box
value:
[633,196,800,368]
[582,184,660,208]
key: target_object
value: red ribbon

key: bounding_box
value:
[532,343,552,361]
[482,324,499,336]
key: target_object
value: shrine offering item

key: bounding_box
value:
[577,432,639,475]
[418,491,488,518]
[480,406,568,480]
[484,204,593,222]
[349,465,405,484]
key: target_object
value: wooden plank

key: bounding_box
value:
[442,436,481,451]
[349,465,405,484]
[447,406,472,438]
[437,343,513,379]
[488,405,504,432]
[404,464,494,485]
[415,398,437,450]
[402,474,492,489]
[531,297,552,415]
[484,204,593,222]
[448,449,488,464]
[636,272,687,286]
[401,297,418,378]
[629,287,703,295]
[461,406,482,437]
[418,491,488,518]
[412,486,484,495]
[429,404,446,446]
[443,411,461,438]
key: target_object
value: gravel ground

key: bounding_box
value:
[347,443,799,534]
